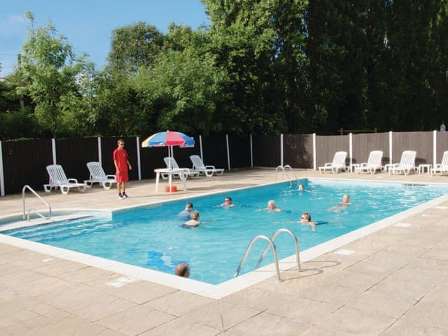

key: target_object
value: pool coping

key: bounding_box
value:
[0,177,447,299]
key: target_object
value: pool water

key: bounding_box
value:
[4,179,448,284]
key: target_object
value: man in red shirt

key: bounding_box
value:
[113,139,132,199]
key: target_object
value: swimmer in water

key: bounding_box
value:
[266,200,281,212]
[329,194,351,212]
[298,184,305,191]
[299,212,316,231]
[341,194,350,205]
[184,210,200,227]
[178,202,194,220]
[221,196,234,208]
[175,263,190,278]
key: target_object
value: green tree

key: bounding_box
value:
[203,0,309,134]
[133,47,227,134]
[108,22,164,73]
[17,15,94,135]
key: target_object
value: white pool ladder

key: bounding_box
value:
[275,165,297,184]
[234,228,301,281]
[22,185,52,221]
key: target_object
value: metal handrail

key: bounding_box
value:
[234,235,281,280]
[22,185,52,221]
[256,228,301,271]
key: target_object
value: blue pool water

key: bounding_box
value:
[4,179,448,284]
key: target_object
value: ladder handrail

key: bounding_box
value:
[256,228,301,271]
[22,185,52,220]
[234,235,281,280]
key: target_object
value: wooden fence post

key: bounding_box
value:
[0,141,5,196]
[389,131,393,164]
[433,130,437,167]
[136,136,142,180]
[312,133,317,170]
[250,134,253,168]
[280,134,284,167]
[199,135,204,161]
[97,137,102,165]
[226,134,231,171]
[51,138,57,164]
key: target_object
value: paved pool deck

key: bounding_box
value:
[1,169,448,335]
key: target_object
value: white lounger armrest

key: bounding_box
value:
[68,178,79,184]
[205,165,216,170]
[106,175,116,179]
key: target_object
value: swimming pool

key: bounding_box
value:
[4,179,448,285]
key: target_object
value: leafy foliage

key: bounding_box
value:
[1,3,448,140]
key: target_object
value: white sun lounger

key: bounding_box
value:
[431,151,448,175]
[318,151,347,173]
[190,155,224,177]
[355,150,383,174]
[163,157,199,178]
[85,162,116,190]
[389,151,417,175]
[44,164,87,194]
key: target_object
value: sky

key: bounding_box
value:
[0,0,209,76]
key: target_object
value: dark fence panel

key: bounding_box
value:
[253,135,280,167]
[140,147,166,179]
[392,132,432,165]
[101,137,139,180]
[229,135,251,168]
[316,135,349,167]
[352,133,389,164]
[2,139,53,193]
[172,136,201,169]
[202,135,227,169]
[56,137,98,182]
[283,134,313,168]
[436,132,448,163]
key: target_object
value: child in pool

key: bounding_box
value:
[178,202,194,220]
[221,196,234,208]
[184,211,200,228]
[299,212,316,231]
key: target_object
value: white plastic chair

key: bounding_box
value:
[355,151,383,174]
[44,164,87,194]
[431,151,448,175]
[163,157,199,178]
[318,151,347,173]
[190,155,224,177]
[85,162,116,190]
[390,151,417,175]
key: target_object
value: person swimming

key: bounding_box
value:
[178,202,193,220]
[329,194,351,212]
[266,200,281,212]
[175,263,190,278]
[298,184,305,191]
[183,210,200,228]
[341,194,350,205]
[221,196,234,208]
[299,212,316,231]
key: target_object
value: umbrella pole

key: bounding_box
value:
[169,146,173,191]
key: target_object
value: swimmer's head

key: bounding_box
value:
[190,210,200,220]
[298,184,304,191]
[342,194,350,204]
[301,212,311,221]
[185,202,193,211]
[175,263,190,278]
[224,197,233,206]
[267,200,277,210]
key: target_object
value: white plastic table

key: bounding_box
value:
[154,168,188,192]
[417,164,432,175]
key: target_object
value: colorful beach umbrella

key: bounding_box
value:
[141,131,195,148]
